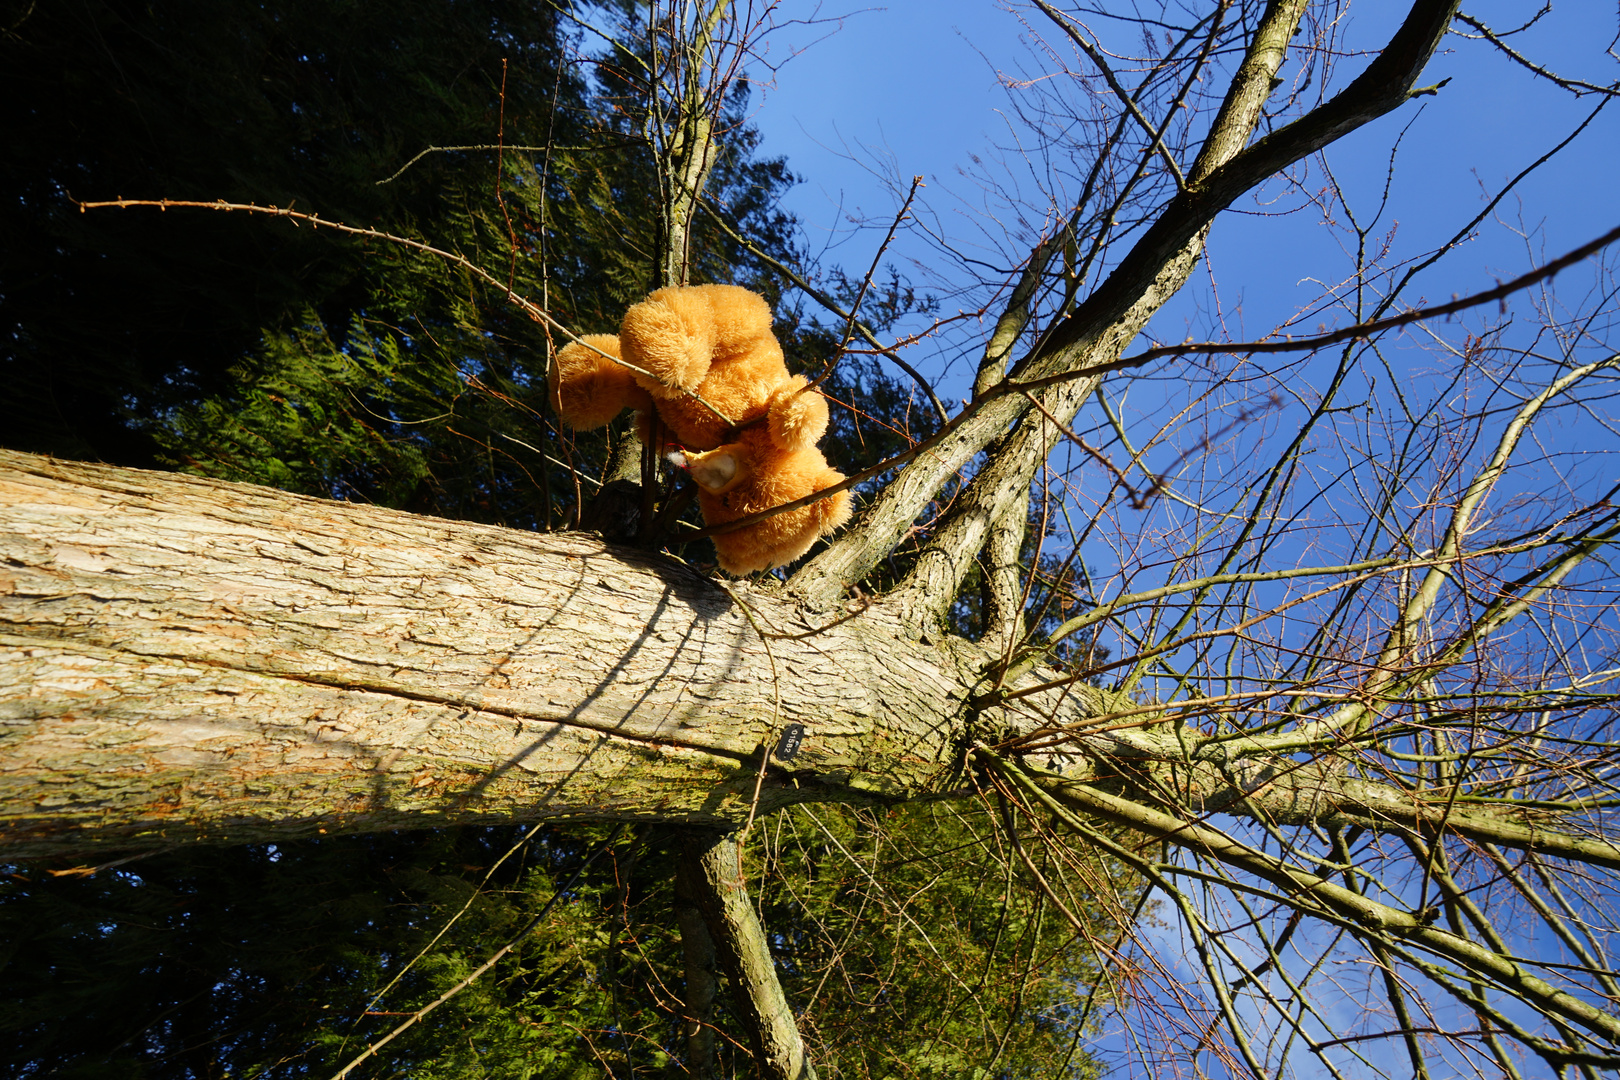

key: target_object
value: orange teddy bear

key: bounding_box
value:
[549,284,852,574]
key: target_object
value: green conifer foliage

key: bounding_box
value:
[1,0,568,466]
[3,809,1124,1078]
[0,3,1125,1076]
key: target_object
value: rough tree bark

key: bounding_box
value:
[1,449,1082,859]
[8,445,1590,874]
[15,2,1607,1075]
[678,830,817,1080]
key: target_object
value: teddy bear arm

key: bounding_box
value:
[551,335,652,430]
[696,284,776,351]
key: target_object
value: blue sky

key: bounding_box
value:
[730,6,1620,1076]
[746,1,1619,374]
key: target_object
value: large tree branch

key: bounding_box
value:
[672,848,721,1079]
[883,0,1313,628]
[0,450,1065,858]
[791,1,1457,613]
[678,830,817,1080]
[982,749,1620,1059]
[1022,0,1460,374]
[1065,746,1620,870]
[11,447,1617,1062]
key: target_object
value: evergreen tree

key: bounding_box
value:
[0,4,1121,1077]
[1,0,570,466]
[2,807,1124,1078]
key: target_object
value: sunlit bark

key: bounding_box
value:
[7,1,1620,1076]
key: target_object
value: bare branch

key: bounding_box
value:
[75,198,739,426]
[695,195,951,424]
[677,830,817,1080]
[1456,10,1620,97]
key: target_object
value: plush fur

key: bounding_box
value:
[549,334,654,430]
[670,427,853,575]
[550,284,852,574]
[620,284,827,451]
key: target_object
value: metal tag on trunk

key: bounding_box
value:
[774,724,806,761]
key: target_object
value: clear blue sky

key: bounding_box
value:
[747,1,1619,376]
[737,7,1620,1075]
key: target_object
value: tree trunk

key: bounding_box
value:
[6,447,1577,880]
[0,449,1044,859]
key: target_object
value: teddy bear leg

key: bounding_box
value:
[550,334,653,430]
[710,507,823,576]
[712,538,780,577]
[693,284,776,355]
[619,287,720,398]
[620,285,781,399]
[766,374,831,452]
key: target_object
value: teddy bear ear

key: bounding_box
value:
[767,375,830,451]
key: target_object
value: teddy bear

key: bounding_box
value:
[549,284,853,574]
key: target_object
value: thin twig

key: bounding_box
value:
[1096,222,1620,372]
[375,141,639,185]
[76,198,737,426]
[326,825,625,1080]
[805,175,924,394]
[697,196,950,424]
[1455,11,1620,98]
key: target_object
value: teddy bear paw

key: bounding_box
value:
[619,289,718,397]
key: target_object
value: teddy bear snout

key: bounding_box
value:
[683,448,742,493]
